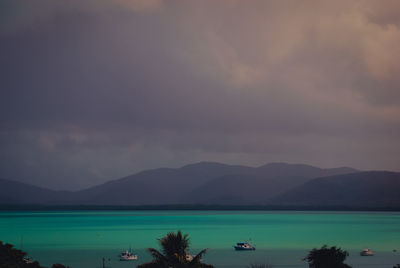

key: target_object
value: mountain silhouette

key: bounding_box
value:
[5,162,394,208]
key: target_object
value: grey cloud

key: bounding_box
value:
[1,0,400,189]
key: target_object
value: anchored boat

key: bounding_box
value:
[119,249,138,261]
[233,242,256,251]
[360,249,374,256]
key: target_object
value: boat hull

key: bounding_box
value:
[234,246,256,251]
[120,257,138,261]
[360,253,373,256]
[360,249,374,256]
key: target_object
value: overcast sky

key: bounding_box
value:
[1,0,400,190]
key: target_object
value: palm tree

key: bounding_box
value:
[306,245,352,268]
[137,230,214,268]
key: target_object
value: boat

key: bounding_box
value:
[233,242,256,251]
[360,249,374,256]
[119,249,138,261]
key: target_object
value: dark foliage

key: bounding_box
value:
[137,231,214,268]
[0,241,43,268]
[0,241,69,268]
[306,245,351,268]
[51,264,68,268]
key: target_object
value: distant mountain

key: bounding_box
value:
[269,171,400,207]
[0,162,359,206]
[0,178,71,205]
[180,163,358,205]
[180,174,311,204]
[73,162,359,205]
[255,162,357,178]
[72,162,255,205]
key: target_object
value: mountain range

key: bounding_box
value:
[1,162,400,209]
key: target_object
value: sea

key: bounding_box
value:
[1,210,400,268]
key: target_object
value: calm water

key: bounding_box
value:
[1,210,400,268]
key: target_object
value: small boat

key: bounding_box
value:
[119,249,138,261]
[233,242,256,251]
[360,249,374,256]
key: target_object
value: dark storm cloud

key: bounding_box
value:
[1,0,400,189]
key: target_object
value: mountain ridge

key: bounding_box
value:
[269,171,400,207]
[4,162,393,207]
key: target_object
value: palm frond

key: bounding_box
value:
[189,248,208,264]
[159,230,190,261]
[147,247,168,264]
[145,231,214,268]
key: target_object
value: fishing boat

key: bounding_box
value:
[233,242,256,251]
[119,249,138,261]
[360,249,374,256]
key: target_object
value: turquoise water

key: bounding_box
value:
[1,211,400,267]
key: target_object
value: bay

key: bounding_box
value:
[1,210,400,268]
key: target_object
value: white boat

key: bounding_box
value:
[233,242,256,251]
[360,249,374,256]
[119,249,138,261]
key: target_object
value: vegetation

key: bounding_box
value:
[0,241,43,268]
[51,265,67,268]
[137,230,214,268]
[306,245,351,268]
[0,241,69,268]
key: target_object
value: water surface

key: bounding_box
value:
[1,210,400,267]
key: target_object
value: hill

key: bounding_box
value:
[269,171,400,208]
[0,162,358,206]
[0,178,71,205]
[72,162,358,205]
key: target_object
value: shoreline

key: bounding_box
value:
[1,204,400,212]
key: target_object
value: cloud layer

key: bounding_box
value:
[1,0,400,189]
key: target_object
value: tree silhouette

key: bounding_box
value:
[0,241,69,268]
[137,230,214,268]
[0,241,43,268]
[306,245,352,268]
[51,264,68,268]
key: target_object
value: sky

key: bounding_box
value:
[1,0,400,190]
